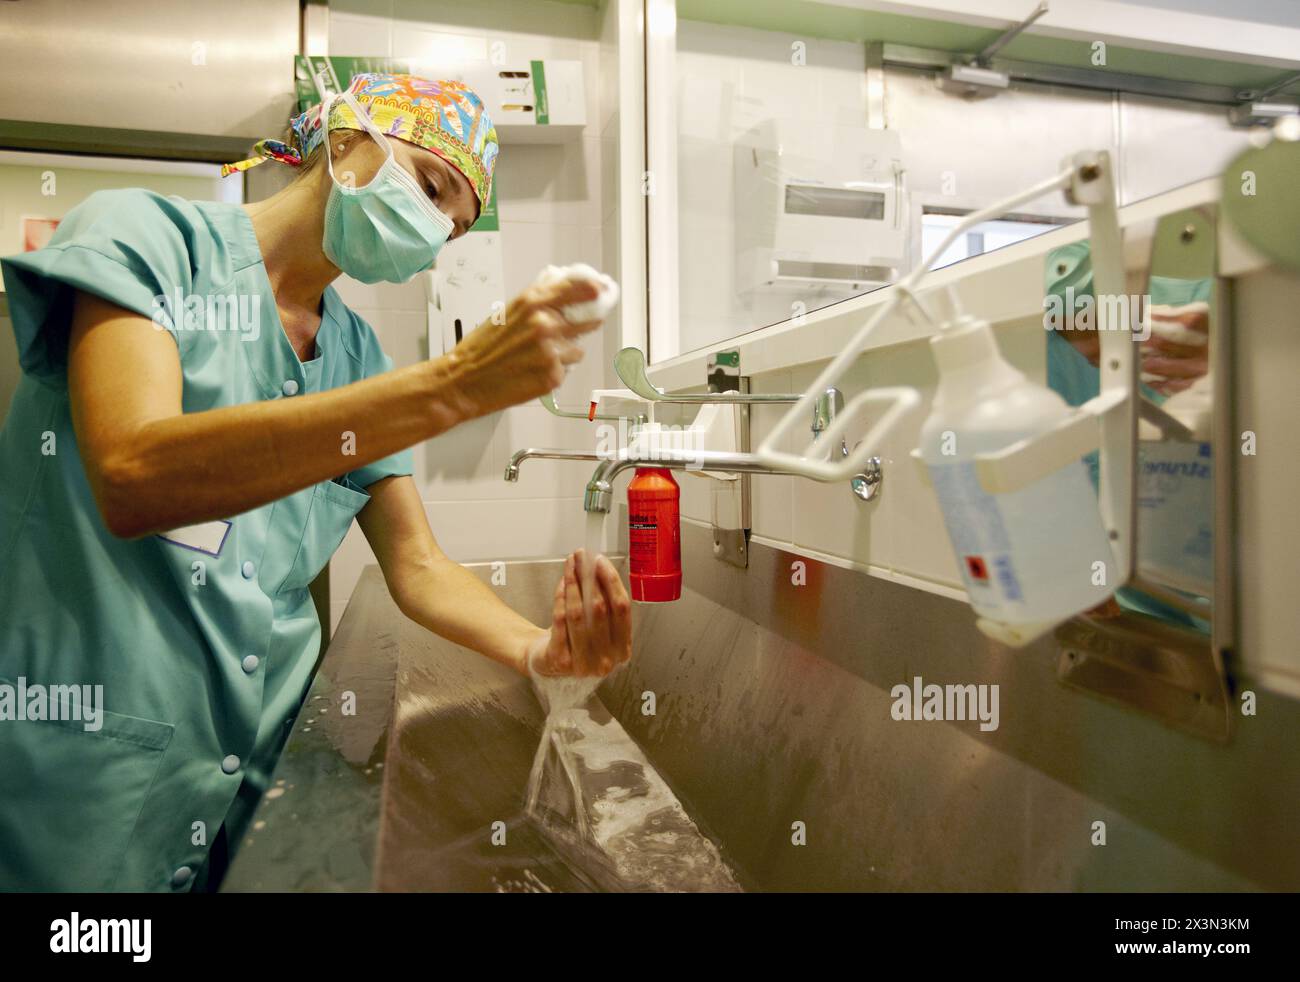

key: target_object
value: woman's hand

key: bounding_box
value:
[443,274,604,420]
[1140,302,1210,397]
[525,550,632,678]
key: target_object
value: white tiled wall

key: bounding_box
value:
[324,0,617,631]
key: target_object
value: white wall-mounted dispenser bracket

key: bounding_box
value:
[950,150,1137,585]
[755,149,1136,609]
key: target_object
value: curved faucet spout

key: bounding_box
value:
[583,449,805,513]
[505,448,605,482]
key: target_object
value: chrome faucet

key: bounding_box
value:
[508,352,889,518]
[507,385,840,489]
[504,447,604,482]
[583,449,804,513]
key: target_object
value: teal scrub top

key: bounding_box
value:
[0,188,413,891]
[1045,240,1211,418]
[1044,241,1212,629]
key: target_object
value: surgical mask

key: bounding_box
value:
[321,91,455,284]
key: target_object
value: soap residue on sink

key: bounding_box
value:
[524,671,741,892]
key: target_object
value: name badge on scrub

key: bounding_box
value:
[157,520,231,556]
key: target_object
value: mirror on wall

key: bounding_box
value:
[1045,202,1230,739]
[651,0,1299,363]
[1042,207,1216,627]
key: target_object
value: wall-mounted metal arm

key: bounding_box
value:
[614,347,802,404]
[505,447,604,482]
[1237,69,1300,104]
[973,2,1049,66]
[583,449,807,513]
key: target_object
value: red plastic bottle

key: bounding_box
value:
[627,467,681,602]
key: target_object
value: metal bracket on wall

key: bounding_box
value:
[873,42,1277,109]
[1228,72,1300,127]
[1057,614,1232,743]
[709,350,751,570]
[712,526,749,568]
[1055,204,1233,743]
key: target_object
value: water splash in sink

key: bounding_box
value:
[523,692,741,892]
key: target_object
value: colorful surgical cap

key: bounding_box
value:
[224,72,499,211]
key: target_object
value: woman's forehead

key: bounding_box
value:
[401,142,477,214]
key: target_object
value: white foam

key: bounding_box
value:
[536,262,620,324]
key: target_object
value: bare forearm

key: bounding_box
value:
[360,477,628,681]
[70,269,607,540]
[391,557,546,675]
[92,359,468,537]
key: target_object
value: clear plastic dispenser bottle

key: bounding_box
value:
[919,296,1115,647]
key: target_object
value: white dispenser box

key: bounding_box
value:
[1136,375,1215,598]
[462,60,586,142]
[734,121,905,297]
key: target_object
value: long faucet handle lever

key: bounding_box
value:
[539,392,626,421]
[614,348,802,404]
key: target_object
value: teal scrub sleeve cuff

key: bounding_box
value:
[338,319,417,489]
[0,190,197,387]
[1,245,183,386]
[347,447,416,490]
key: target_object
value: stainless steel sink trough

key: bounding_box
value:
[225,527,1300,892]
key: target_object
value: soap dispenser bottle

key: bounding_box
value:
[627,468,681,602]
[919,307,1115,646]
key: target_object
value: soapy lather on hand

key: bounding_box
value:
[525,549,632,682]
[445,263,618,418]
[536,262,621,325]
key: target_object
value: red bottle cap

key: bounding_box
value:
[631,571,681,603]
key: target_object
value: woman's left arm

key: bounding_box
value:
[357,475,631,677]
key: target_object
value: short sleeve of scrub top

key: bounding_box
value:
[0,188,412,892]
[2,188,196,382]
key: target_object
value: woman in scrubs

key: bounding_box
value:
[0,74,630,892]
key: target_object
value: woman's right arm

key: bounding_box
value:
[67,277,600,539]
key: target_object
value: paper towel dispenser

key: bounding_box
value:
[734,122,905,298]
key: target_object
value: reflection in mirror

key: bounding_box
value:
[1042,207,1216,634]
[730,120,904,336]
[921,209,1067,269]
[668,2,1269,361]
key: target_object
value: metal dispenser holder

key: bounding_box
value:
[613,347,804,568]
[750,150,1233,737]
[751,152,1133,572]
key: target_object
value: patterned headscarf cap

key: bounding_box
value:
[224,73,499,212]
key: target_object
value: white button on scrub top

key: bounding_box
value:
[241,560,256,579]
[282,379,299,396]
[171,866,193,888]
[221,755,241,775]
[241,655,260,674]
